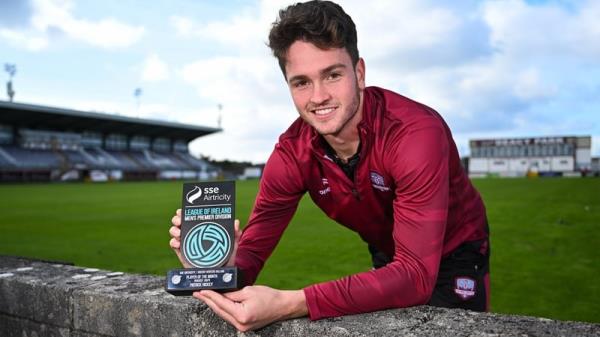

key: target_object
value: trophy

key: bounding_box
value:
[166,181,241,295]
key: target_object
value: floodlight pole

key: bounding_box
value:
[217,103,223,128]
[4,63,16,102]
[134,87,142,117]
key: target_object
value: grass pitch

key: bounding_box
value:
[0,178,598,323]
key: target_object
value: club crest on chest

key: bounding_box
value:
[370,171,390,192]
[454,277,476,300]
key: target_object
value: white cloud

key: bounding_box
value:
[482,0,600,61]
[170,15,195,37]
[513,68,557,101]
[31,0,145,49]
[141,54,169,82]
[347,0,492,69]
[171,0,305,161]
[181,56,284,106]
[345,0,600,141]
[0,28,48,51]
[62,17,144,49]
[180,55,297,162]
[169,0,600,161]
[0,0,145,50]
[10,0,597,161]
[188,15,268,53]
[169,0,288,55]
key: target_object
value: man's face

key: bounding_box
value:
[284,40,365,137]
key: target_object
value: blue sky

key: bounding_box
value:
[1,0,599,162]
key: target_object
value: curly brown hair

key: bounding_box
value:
[268,0,359,77]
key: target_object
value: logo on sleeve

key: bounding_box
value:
[319,177,331,195]
[454,277,476,300]
[370,172,390,191]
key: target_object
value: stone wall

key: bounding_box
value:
[0,255,598,337]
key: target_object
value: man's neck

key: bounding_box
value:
[323,94,364,162]
[324,135,360,163]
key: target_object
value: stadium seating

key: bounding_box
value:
[1,146,63,169]
[0,145,216,179]
[0,100,223,182]
[175,152,211,170]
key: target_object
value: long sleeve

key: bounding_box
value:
[303,120,450,320]
[235,143,306,285]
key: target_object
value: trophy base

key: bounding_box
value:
[165,266,241,296]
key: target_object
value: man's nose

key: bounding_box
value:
[310,82,331,105]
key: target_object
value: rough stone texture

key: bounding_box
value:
[0,314,70,337]
[1,255,598,337]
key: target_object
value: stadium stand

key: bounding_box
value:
[468,136,593,177]
[0,100,221,182]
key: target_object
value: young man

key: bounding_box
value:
[169,0,490,332]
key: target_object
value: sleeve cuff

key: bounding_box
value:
[303,286,321,321]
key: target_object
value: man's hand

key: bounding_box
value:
[193,286,308,332]
[169,208,242,267]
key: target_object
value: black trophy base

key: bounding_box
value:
[165,266,241,296]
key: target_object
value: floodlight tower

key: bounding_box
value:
[134,87,142,116]
[217,103,223,128]
[4,63,16,102]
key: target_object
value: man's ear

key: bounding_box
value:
[355,58,366,90]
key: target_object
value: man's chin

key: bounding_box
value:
[306,120,334,135]
[315,127,341,137]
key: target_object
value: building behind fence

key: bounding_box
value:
[468,135,593,177]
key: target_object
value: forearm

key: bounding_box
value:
[303,257,437,320]
[279,289,308,320]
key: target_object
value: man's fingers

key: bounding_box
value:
[169,208,190,268]
[172,209,182,227]
[198,290,242,316]
[169,237,180,249]
[194,292,243,330]
[169,226,180,239]
[171,214,181,227]
[193,291,246,331]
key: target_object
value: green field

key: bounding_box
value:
[0,178,598,323]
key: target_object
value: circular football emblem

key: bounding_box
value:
[171,274,182,285]
[183,222,231,268]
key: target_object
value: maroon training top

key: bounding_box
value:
[235,86,488,320]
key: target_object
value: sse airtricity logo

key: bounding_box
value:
[183,222,231,268]
[186,186,202,204]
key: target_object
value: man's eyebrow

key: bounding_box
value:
[287,74,309,84]
[320,63,346,75]
[287,63,347,84]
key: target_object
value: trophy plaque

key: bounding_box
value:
[166,181,241,295]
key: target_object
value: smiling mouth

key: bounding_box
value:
[311,106,337,116]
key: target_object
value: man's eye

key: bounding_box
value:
[294,80,308,88]
[327,73,341,81]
